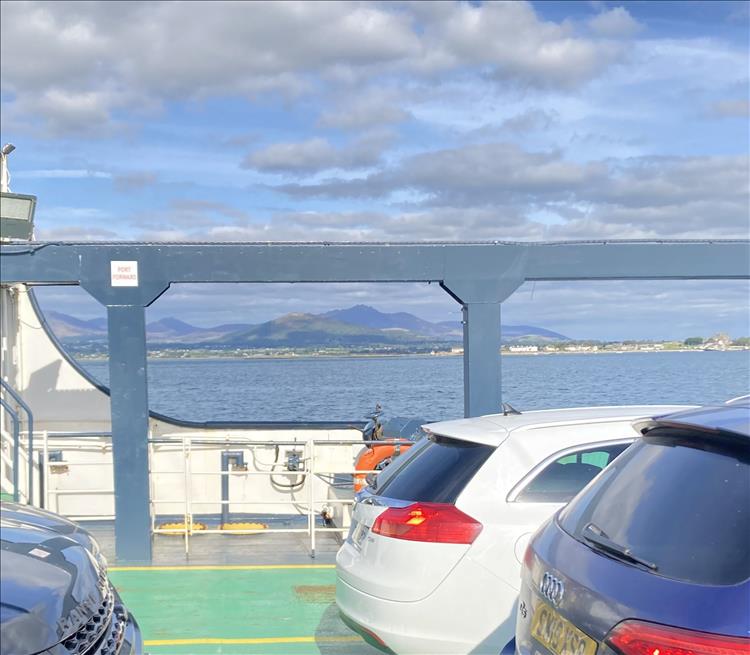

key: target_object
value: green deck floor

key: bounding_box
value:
[109,565,380,655]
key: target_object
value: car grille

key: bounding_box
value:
[61,581,126,655]
[96,604,127,655]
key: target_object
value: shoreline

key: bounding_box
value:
[73,348,749,362]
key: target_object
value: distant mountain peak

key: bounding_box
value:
[45,306,570,347]
[149,317,200,331]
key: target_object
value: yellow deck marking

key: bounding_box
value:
[110,564,335,572]
[144,636,360,646]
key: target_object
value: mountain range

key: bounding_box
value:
[45,305,570,348]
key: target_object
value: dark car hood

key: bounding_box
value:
[1,518,106,655]
[0,502,101,558]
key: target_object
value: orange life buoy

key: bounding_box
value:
[353,440,412,492]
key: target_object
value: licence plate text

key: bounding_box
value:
[530,602,597,655]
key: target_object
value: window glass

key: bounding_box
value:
[369,435,430,491]
[582,451,610,468]
[515,442,631,503]
[375,435,495,504]
[559,437,750,585]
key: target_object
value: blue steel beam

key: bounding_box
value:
[0,240,748,287]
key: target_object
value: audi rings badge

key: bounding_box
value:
[540,572,565,607]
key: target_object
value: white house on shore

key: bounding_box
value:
[508,345,539,353]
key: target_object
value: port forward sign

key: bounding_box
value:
[111,260,139,287]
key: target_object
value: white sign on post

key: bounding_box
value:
[111,261,139,287]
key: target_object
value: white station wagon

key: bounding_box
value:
[336,405,690,655]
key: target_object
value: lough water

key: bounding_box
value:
[80,351,749,423]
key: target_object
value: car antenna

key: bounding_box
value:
[502,402,522,416]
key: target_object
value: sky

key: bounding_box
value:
[1,0,748,340]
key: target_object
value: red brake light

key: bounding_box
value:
[371,502,482,544]
[606,620,750,655]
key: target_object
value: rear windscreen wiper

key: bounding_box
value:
[582,523,658,571]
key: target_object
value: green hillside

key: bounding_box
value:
[217,313,431,348]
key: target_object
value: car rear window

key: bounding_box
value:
[516,442,631,503]
[559,434,750,585]
[375,435,495,504]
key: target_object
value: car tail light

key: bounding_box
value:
[371,502,482,544]
[606,620,750,655]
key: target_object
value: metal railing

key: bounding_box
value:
[0,397,21,501]
[39,431,114,517]
[23,429,401,557]
[0,379,33,503]
[148,433,386,556]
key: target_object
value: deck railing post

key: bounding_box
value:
[182,436,189,554]
[0,398,21,502]
[309,438,316,559]
[42,430,49,509]
[0,379,34,504]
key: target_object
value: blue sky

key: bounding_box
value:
[1,1,748,339]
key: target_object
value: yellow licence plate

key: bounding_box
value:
[530,602,598,655]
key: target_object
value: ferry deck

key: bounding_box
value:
[92,527,380,655]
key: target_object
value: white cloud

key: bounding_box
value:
[112,171,158,191]
[242,131,393,174]
[36,225,119,240]
[414,1,625,88]
[14,168,111,179]
[588,7,642,38]
[1,1,635,135]
[317,90,411,130]
[274,144,749,238]
[500,109,559,133]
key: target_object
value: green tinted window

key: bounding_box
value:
[516,442,631,503]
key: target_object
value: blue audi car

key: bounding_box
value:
[515,400,750,655]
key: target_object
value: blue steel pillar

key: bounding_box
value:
[461,302,502,418]
[442,277,524,418]
[107,305,152,562]
[80,264,169,564]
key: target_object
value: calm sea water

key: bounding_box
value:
[80,351,749,423]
